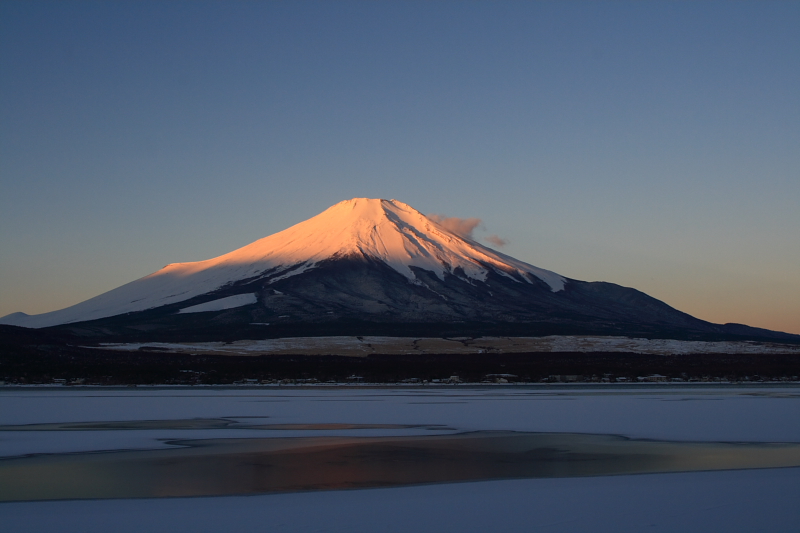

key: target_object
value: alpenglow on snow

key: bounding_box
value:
[0,198,566,328]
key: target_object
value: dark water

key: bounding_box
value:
[3,431,800,502]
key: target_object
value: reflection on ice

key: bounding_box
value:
[3,431,800,502]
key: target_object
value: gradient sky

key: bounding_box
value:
[1,1,798,334]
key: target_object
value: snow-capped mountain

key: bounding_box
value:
[2,198,562,328]
[2,198,794,342]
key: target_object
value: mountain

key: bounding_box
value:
[1,198,797,343]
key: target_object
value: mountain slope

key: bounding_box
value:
[1,198,564,329]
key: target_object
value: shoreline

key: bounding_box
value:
[2,381,800,390]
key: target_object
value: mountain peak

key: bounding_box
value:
[204,196,565,289]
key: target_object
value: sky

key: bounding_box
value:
[1,0,798,334]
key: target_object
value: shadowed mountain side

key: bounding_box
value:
[267,255,699,326]
[32,256,798,344]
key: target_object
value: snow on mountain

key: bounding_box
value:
[0,198,566,329]
[178,293,258,314]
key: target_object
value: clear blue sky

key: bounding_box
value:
[1,1,798,333]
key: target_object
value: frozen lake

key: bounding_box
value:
[1,385,799,532]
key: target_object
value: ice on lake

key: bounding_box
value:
[1,385,799,532]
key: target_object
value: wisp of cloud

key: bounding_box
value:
[427,214,482,239]
[485,234,508,248]
[428,214,508,248]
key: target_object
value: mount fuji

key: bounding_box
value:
[1,198,795,342]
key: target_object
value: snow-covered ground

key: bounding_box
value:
[1,386,798,531]
[98,334,800,356]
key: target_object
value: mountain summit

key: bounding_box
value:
[2,198,795,342]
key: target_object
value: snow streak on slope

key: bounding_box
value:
[0,198,565,328]
[178,294,258,314]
